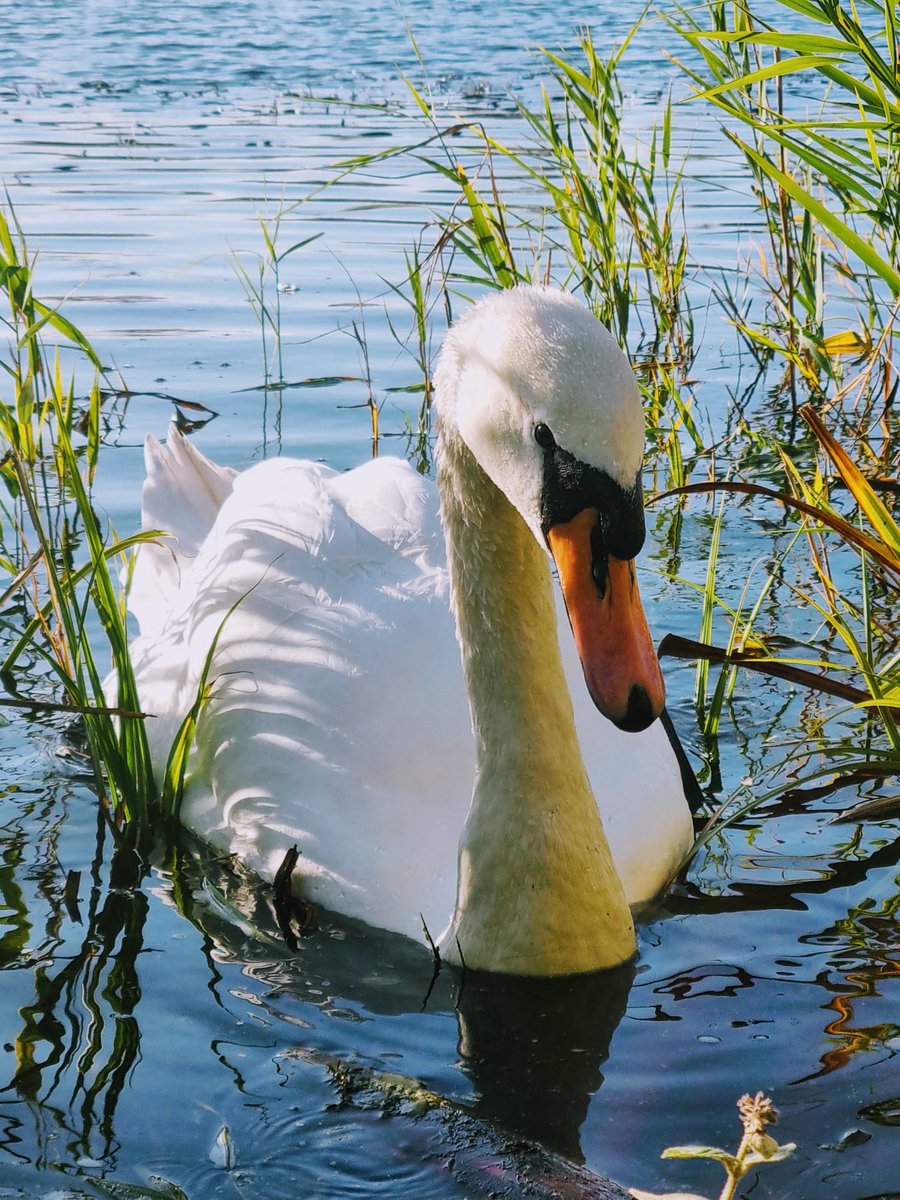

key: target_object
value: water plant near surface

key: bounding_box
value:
[384,238,443,471]
[338,20,698,468]
[230,194,322,394]
[631,1092,796,1200]
[655,401,899,834]
[327,14,900,833]
[517,27,693,362]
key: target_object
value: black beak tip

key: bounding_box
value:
[613,684,657,733]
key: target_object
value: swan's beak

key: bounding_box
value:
[547,507,665,732]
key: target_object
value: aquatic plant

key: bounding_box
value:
[521,28,692,363]
[329,21,698,481]
[326,15,899,841]
[631,1091,796,1200]
[0,202,160,822]
[385,238,443,471]
[465,26,700,468]
[669,0,900,405]
[7,804,151,1168]
[414,25,695,364]
[655,401,899,834]
[230,193,322,394]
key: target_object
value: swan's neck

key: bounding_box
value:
[436,421,635,975]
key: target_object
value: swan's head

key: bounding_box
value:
[436,285,665,733]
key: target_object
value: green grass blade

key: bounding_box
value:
[729,132,900,294]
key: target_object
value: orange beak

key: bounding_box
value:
[547,507,665,732]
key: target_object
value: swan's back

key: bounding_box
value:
[130,433,691,944]
[129,435,473,940]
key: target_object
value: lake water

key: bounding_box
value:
[1,2,898,1198]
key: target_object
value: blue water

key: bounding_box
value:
[0,2,898,1198]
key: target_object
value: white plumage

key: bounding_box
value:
[128,287,693,975]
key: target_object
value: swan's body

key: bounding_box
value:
[128,287,693,974]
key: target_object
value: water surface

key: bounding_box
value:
[0,3,897,1198]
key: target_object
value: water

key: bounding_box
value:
[1,3,898,1198]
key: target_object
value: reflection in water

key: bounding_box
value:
[795,885,900,1084]
[177,842,632,1162]
[2,812,148,1170]
[458,968,632,1161]
[0,782,898,1198]
[2,806,632,1191]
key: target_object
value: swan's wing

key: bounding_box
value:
[129,435,688,937]
[142,431,238,553]
[328,455,444,558]
[130,445,472,943]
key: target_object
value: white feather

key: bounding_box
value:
[127,286,693,973]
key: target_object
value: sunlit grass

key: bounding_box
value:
[0,202,163,823]
[655,402,899,837]
[403,24,695,367]
[669,0,900,405]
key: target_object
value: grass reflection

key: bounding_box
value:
[3,810,150,1168]
[796,882,900,1082]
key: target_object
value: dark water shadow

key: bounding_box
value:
[4,782,897,1199]
[172,836,634,1163]
[457,968,633,1161]
[0,805,634,1195]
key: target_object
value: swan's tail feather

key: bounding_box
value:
[129,429,237,637]
[142,429,237,553]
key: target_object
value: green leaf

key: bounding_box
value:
[776,0,834,22]
[688,29,854,53]
[401,73,433,118]
[690,53,841,100]
[816,63,900,121]
[29,298,103,368]
[744,1141,798,1166]
[729,133,900,296]
[801,404,900,556]
[661,1145,740,1170]
[275,231,322,264]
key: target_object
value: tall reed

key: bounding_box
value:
[403,26,694,368]
[0,203,160,822]
[657,403,900,821]
[670,0,900,405]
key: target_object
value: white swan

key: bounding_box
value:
[128,286,693,976]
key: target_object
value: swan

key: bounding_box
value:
[127,285,693,976]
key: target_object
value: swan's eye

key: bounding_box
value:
[533,423,556,450]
